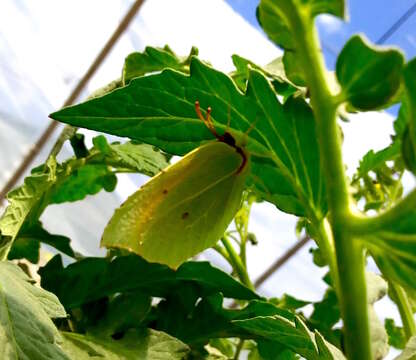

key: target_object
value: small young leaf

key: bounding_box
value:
[258,0,345,86]
[336,35,404,110]
[258,0,345,50]
[70,133,89,158]
[123,45,197,85]
[61,328,189,360]
[230,54,302,99]
[0,262,68,359]
[109,141,169,176]
[385,318,407,350]
[271,294,310,311]
[49,164,117,204]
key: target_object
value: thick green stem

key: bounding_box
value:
[286,7,372,359]
[390,282,416,340]
[221,236,254,290]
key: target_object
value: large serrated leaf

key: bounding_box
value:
[61,328,189,360]
[50,57,326,218]
[38,254,259,309]
[336,35,404,110]
[0,261,68,359]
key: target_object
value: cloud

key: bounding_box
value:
[316,14,344,34]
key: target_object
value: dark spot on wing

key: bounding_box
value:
[182,212,189,219]
[163,189,168,194]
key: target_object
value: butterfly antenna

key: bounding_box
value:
[195,101,219,137]
[242,115,259,145]
[226,104,231,131]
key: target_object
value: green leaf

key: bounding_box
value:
[8,221,75,263]
[0,138,167,258]
[49,164,116,204]
[283,51,306,86]
[364,212,416,292]
[0,261,68,359]
[0,169,55,257]
[395,336,416,360]
[230,54,302,99]
[385,318,407,349]
[356,142,401,177]
[110,141,169,176]
[38,254,260,309]
[153,292,292,344]
[336,35,404,110]
[257,0,345,85]
[70,133,89,158]
[7,219,77,264]
[233,315,345,360]
[258,0,345,49]
[50,58,326,218]
[61,328,189,359]
[402,126,416,174]
[151,291,342,359]
[401,59,416,175]
[8,232,41,263]
[270,294,310,311]
[123,45,197,85]
[91,292,151,336]
[256,340,298,360]
[308,287,341,348]
[209,338,235,358]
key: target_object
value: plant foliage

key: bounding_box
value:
[1,0,416,359]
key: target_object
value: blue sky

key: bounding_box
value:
[225,0,416,69]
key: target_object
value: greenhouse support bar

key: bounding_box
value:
[0,0,146,205]
[254,236,311,289]
[229,235,310,308]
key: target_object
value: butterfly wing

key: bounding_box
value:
[101,141,249,268]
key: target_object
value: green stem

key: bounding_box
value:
[221,236,254,290]
[48,125,78,159]
[233,339,245,360]
[314,218,339,293]
[212,244,231,263]
[390,282,416,340]
[286,7,372,359]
